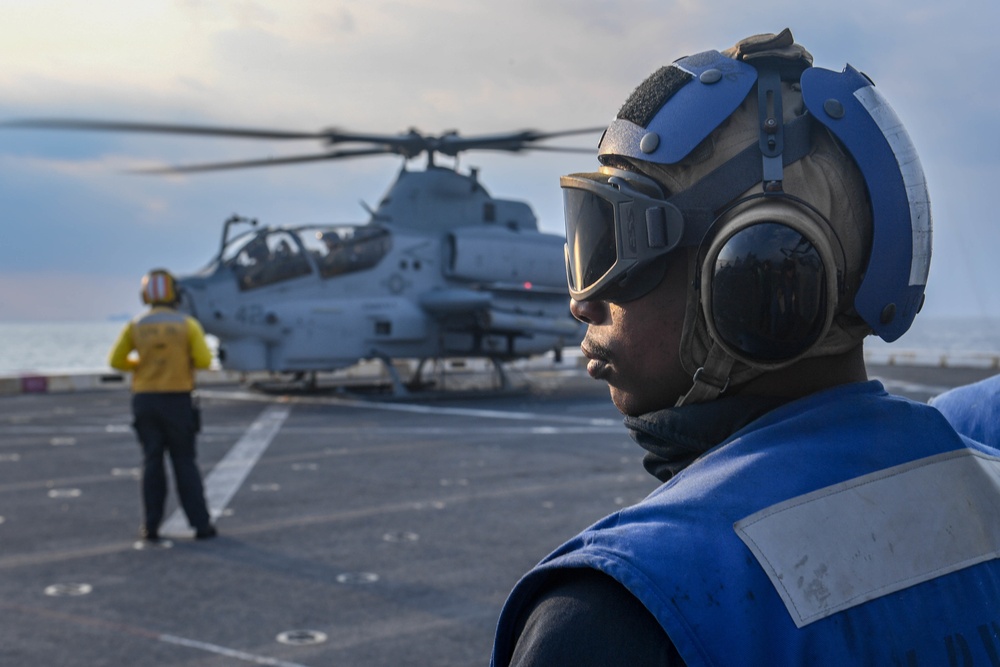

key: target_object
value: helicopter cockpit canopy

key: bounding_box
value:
[221,225,393,290]
[306,226,392,279]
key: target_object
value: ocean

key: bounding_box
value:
[863,315,1000,368]
[0,316,996,376]
[0,321,222,376]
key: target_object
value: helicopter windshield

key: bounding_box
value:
[299,225,393,279]
[222,230,312,290]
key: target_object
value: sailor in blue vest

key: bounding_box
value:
[491,29,1000,666]
[931,374,1000,449]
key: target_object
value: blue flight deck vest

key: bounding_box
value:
[492,382,1000,666]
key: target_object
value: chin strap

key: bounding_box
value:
[676,342,735,407]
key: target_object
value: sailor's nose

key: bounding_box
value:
[570,298,609,325]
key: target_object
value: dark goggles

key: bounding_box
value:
[561,169,686,302]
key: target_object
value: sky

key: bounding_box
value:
[0,0,998,323]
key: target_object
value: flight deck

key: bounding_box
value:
[0,361,995,666]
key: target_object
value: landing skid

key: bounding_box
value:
[247,355,519,399]
[404,355,510,394]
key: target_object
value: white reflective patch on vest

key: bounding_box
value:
[734,449,1000,628]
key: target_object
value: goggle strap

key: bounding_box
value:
[669,113,813,247]
[645,207,667,246]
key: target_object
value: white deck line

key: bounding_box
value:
[160,405,291,537]
[159,633,311,667]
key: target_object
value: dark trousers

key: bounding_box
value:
[132,392,211,533]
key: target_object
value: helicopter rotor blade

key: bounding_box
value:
[446,127,606,145]
[129,147,398,174]
[1,118,327,141]
[2,119,455,159]
[511,145,599,154]
[519,127,608,141]
[433,127,605,155]
[2,118,605,163]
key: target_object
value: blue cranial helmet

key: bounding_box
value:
[561,29,931,404]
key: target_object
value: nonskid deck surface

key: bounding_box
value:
[0,363,992,666]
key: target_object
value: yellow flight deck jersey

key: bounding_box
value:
[108,307,213,393]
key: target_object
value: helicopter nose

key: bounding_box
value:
[570,298,608,325]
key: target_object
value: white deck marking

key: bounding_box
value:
[159,633,311,667]
[198,388,619,426]
[160,405,291,537]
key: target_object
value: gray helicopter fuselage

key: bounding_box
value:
[177,166,582,374]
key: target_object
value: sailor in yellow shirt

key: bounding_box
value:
[109,269,217,542]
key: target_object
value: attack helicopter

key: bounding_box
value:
[5,118,602,390]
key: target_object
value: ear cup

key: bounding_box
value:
[700,198,840,368]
